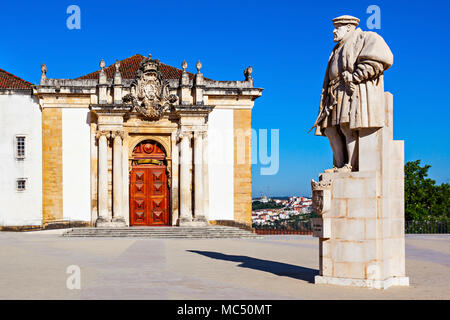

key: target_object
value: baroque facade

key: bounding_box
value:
[0,54,263,229]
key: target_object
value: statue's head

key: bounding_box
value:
[332,15,360,42]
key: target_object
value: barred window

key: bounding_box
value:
[16,136,26,159]
[17,179,26,191]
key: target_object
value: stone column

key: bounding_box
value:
[202,131,210,220]
[171,133,179,225]
[90,122,98,225]
[122,137,130,226]
[194,131,206,223]
[112,131,126,226]
[96,131,110,226]
[179,131,193,224]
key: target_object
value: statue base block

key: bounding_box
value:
[314,275,409,290]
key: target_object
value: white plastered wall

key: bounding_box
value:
[0,93,42,226]
[62,108,91,221]
[207,108,234,220]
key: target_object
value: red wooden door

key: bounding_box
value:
[130,166,169,226]
[129,141,169,226]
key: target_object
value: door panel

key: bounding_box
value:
[130,166,168,226]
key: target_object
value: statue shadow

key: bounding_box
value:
[187,250,318,283]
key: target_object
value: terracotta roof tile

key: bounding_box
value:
[76,54,199,81]
[0,68,32,89]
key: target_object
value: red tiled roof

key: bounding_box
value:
[76,54,198,81]
[0,68,32,89]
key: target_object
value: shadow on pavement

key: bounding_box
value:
[188,250,318,283]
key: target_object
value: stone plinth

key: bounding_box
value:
[312,92,409,289]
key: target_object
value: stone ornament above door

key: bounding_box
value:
[123,56,178,121]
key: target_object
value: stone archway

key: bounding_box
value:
[129,140,170,226]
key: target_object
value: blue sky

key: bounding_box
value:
[1,0,449,197]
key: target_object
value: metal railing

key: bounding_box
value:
[253,219,450,235]
[253,220,312,235]
[405,220,449,234]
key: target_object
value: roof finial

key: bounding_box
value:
[148,53,152,60]
[99,59,107,84]
[114,59,122,85]
[40,63,47,84]
[244,65,253,81]
[182,60,187,72]
[196,60,202,73]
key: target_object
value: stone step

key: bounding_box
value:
[64,231,257,235]
[63,231,255,234]
[62,226,260,239]
[64,235,258,239]
[64,235,259,239]
[64,235,256,238]
[65,227,246,231]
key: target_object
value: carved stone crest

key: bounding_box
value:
[124,55,178,120]
[311,177,332,215]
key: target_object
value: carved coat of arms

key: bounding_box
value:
[311,178,332,215]
[124,56,178,120]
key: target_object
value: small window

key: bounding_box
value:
[15,136,26,160]
[17,178,26,191]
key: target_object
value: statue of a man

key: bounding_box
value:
[312,15,393,171]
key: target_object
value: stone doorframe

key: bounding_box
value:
[89,106,211,228]
[89,106,180,227]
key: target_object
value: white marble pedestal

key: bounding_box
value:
[311,92,409,289]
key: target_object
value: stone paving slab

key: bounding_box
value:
[0,232,448,299]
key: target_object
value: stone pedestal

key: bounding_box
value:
[312,92,409,289]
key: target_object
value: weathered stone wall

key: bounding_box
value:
[234,109,252,226]
[42,107,63,223]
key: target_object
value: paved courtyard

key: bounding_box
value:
[0,230,449,299]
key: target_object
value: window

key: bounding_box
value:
[17,179,26,191]
[15,136,26,160]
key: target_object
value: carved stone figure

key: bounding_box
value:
[244,66,253,81]
[40,63,47,83]
[311,15,393,171]
[124,56,178,120]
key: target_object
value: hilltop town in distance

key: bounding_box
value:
[251,195,313,226]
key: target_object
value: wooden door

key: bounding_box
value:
[130,165,169,226]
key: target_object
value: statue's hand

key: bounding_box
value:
[342,71,356,94]
[342,71,353,84]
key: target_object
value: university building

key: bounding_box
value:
[0,54,263,229]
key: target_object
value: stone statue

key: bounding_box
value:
[310,15,408,289]
[311,15,393,171]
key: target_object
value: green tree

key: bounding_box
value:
[252,200,283,210]
[405,160,450,220]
